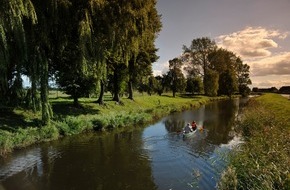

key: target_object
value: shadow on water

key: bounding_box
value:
[0,98,246,190]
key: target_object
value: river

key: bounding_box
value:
[0,98,246,190]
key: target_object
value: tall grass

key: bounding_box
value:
[218,94,290,190]
[0,125,59,155]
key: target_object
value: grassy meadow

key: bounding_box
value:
[218,93,290,190]
[0,91,222,156]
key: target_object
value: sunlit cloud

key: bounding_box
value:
[217,26,288,59]
[251,75,290,88]
[249,52,290,76]
[217,27,290,88]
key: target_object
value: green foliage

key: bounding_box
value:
[186,77,203,94]
[218,70,238,97]
[166,58,186,97]
[236,59,252,97]
[1,0,161,125]
[204,69,219,96]
[181,39,251,97]
[0,130,13,155]
[0,125,59,155]
[55,116,93,136]
[218,166,238,190]
[183,37,217,64]
[224,94,290,189]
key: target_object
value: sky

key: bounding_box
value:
[153,0,290,89]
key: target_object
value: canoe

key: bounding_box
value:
[183,129,197,138]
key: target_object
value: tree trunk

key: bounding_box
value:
[40,57,51,126]
[31,73,37,112]
[113,91,120,102]
[74,97,80,107]
[112,69,120,102]
[128,80,133,100]
[96,79,104,104]
[128,58,135,100]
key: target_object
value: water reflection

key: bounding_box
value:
[0,98,245,190]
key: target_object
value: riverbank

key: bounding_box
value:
[218,93,290,190]
[0,93,226,156]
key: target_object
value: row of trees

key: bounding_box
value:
[156,37,252,97]
[0,0,162,125]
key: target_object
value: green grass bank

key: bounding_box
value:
[0,93,224,156]
[218,93,290,190]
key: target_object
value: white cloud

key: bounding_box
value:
[251,75,290,88]
[217,27,290,88]
[249,52,290,76]
[152,61,169,76]
[217,26,287,59]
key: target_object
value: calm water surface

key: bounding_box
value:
[0,98,246,190]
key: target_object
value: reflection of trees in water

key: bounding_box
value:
[164,117,186,132]
[204,99,239,145]
[1,132,157,190]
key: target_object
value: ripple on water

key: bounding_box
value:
[0,147,61,181]
[142,131,227,190]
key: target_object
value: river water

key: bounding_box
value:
[0,98,246,190]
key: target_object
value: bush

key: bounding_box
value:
[55,116,93,136]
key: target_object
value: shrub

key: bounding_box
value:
[55,116,93,136]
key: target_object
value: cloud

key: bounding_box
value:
[217,27,290,88]
[251,75,290,88]
[152,61,169,76]
[217,27,287,59]
[249,52,290,76]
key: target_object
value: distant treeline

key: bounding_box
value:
[252,86,290,94]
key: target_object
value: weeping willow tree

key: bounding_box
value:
[0,0,37,106]
[127,0,161,100]
[0,0,162,124]
[83,0,107,105]
[98,0,161,102]
[53,0,107,106]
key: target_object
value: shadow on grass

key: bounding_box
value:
[52,102,100,116]
[0,108,42,131]
[160,94,175,98]
[177,93,203,99]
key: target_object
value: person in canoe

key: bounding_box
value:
[183,123,193,133]
[191,120,197,131]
